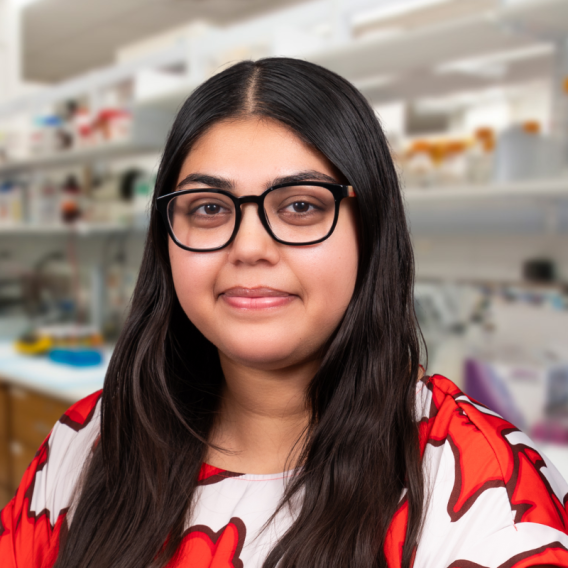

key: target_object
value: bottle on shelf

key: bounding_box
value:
[466,127,495,184]
[30,116,72,156]
[0,180,23,226]
[133,172,155,229]
[60,175,82,224]
[72,106,94,149]
[93,109,132,145]
[494,121,563,182]
[404,140,434,187]
[439,140,467,186]
[28,178,60,226]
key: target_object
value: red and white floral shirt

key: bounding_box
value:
[1,374,568,567]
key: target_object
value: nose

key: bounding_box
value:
[226,202,280,265]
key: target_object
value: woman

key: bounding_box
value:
[1,58,567,568]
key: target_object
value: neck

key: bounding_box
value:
[206,354,317,475]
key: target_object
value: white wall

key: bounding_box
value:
[0,0,20,102]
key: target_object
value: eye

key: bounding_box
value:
[201,203,223,215]
[189,201,232,217]
[289,201,312,213]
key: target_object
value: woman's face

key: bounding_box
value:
[169,117,359,371]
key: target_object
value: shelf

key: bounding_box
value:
[0,222,146,236]
[404,177,568,204]
[0,141,160,176]
[359,47,552,105]
[0,106,175,176]
[130,12,543,111]
[129,2,561,111]
[134,82,197,113]
[502,0,568,36]
[404,177,568,236]
[309,13,535,84]
[0,44,188,120]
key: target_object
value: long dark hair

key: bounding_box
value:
[55,57,424,568]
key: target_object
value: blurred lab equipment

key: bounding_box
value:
[494,123,564,183]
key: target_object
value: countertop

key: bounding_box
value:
[0,341,109,404]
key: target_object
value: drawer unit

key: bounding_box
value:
[10,387,68,450]
[0,379,78,499]
[10,441,38,488]
[0,385,9,490]
[0,485,12,511]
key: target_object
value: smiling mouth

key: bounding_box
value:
[220,287,296,309]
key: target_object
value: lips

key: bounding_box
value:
[220,287,295,309]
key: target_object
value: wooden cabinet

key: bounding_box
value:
[0,380,70,510]
[10,441,38,489]
[0,385,9,493]
[10,388,68,450]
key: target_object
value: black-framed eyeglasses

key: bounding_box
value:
[156,181,356,252]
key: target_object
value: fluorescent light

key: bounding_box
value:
[435,44,554,76]
[353,74,397,91]
[352,0,453,27]
[10,0,41,8]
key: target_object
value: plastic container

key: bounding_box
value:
[30,116,69,155]
[439,140,467,185]
[94,109,132,144]
[133,173,154,228]
[48,348,103,367]
[30,179,60,225]
[494,121,563,182]
[73,107,94,148]
[0,181,24,225]
[466,127,495,184]
[404,140,434,187]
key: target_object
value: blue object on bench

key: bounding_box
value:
[48,348,103,367]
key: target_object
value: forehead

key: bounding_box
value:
[177,118,339,188]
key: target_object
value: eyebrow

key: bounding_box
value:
[271,170,339,186]
[176,169,340,192]
[176,173,234,191]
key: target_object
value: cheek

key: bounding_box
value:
[313,208,359,314]
[169,241,220,321]
[292,238,358,332]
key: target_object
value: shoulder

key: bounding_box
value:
[57,389,102,432]
[413,374,568,566]
[418,374,568,525]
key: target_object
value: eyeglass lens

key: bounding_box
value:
[167,185,337,249]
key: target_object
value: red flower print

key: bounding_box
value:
[171,518,246,568]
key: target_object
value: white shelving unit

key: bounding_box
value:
[83,0,566,116]
[124,0,568,113]
[0,0,566,239]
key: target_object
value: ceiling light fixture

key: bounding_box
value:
[352,0,453,28]
[435,44,554,76]
[10,0,42,9]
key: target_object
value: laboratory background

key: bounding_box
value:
[0,0,567,508]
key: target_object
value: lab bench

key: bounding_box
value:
[0,342,107,508]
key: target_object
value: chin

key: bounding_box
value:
[218,338,309,371]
